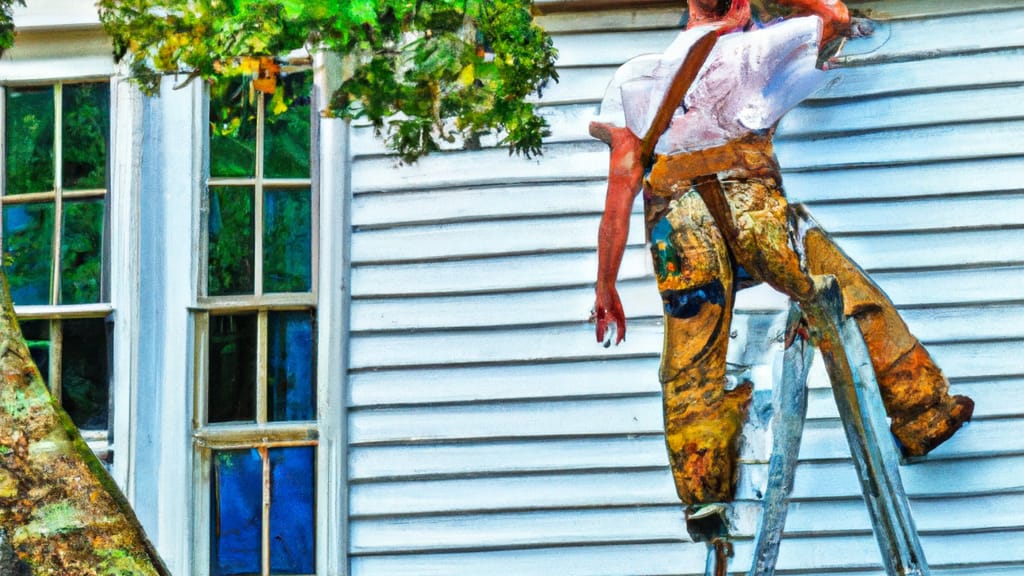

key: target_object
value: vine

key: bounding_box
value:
[97,0,559,162]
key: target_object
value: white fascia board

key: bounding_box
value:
[0,28,114,83]
[12,0,101,31]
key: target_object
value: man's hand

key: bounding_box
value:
[594,284,626,347]
[844,16,874,39]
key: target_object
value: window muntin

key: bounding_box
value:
[196,66,317,576]
[1,81,112,459]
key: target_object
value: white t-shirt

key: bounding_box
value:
[594,16,826,154]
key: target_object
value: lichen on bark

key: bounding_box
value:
[0,273,168,575]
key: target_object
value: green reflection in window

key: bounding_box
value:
[208,187,254,296]
[20,320,49,383]
[3,203,54,306]
[61,199,104,304]
[6,87,55,195]
[263,189,311,293]
[210,78,257,178]
[263,71,311,179]
[62,83,109,191]
[62,318,109,430]
[208,314,257,424]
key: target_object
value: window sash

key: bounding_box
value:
[0,81,114,464]
[1,82,111,307]
[195,67,320,576]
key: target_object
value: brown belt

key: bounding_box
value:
[646,134,779,197]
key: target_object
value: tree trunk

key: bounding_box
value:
[0,273,168,575]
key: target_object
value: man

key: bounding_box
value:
[590,0,973,510]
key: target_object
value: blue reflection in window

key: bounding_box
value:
[3,203,54,306]
[211,449,262,576]
[263,188,311,293]
[269,447,315,574]
[267,311,316,421]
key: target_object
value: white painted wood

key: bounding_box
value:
[352,222,1016,278]
[784,156,1024,203]
[348,356,661,407]
[351,249,639,296]
[349,436,667,481]
[547,7,1024,69]
[551,28,681,67]
[108,72,143,494]
[814,47,1024,100]
[804,377,1024,422]
[349,532,1024,576]
[350,280,1023,337]
[350,542,710,576]
[351,213,645,263]
[829,228,1023,271]
[351,181,607,227]
[778,119,1024,170]
[345,4,1024,575]
[131,79,203,576]
[799,418,1024,462]
[350,490,1024,556]
[871,266,1024,307]
[803,193,1024,234]
[537,6,685,33]
[348,321,1021,372]
[350,506,690,554]
[349,396,665,445]
[783,84,1024,138]
[351,141,608,186]
[0,29,113,83]
[11,0,101,29]
[850,0,1024,20]
[314,51,351,576]
[350,470,680,516]
[522,48,1024,109]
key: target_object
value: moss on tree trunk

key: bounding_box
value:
[0,273,168,575]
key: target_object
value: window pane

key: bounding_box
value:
[3,203,54,306]
[263,188,311,293]
[208,187,254,296]
[20,320,49,383]
[269,447,315,574]
[62,82,109,191]
[61,199,104,304]
[208,314,257,423]
[61,318,109,431]
[267,311,315,422]
[211,449,262,576]
[263,70,311,179]
[210,78,257,178]
[5,86,54,195]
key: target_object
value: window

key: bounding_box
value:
[1,81,113,461]
[193,66,318,576]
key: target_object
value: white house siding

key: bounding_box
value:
[344,1,1024,574]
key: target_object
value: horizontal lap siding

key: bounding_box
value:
[346,2,1024,574]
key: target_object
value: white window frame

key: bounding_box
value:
[0,79,113,450]
[0,53,138,494]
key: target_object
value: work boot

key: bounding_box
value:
[878,342,975,458]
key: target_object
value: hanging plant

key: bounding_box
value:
[97,0,559,163]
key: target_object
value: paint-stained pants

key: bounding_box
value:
[648,174,973,506]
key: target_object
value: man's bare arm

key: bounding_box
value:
[775,0,872,40]
[592,122,644,346]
